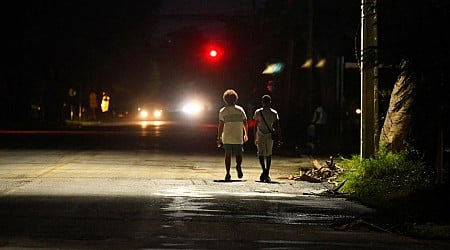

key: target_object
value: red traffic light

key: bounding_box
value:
[204,45,223,62]
[209,49,218,57]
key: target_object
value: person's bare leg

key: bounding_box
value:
[265,156,272,182]
[259,156,266,181]
[225,152,231,180]
[236,154,243,178]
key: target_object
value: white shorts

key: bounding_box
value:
[256,133,274,157]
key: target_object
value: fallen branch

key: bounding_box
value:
[326,180,347,195]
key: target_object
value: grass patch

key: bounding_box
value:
[338,148,431,209]
[336,147,450,239]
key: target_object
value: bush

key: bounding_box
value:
[337,147,432,214]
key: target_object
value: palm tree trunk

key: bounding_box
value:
[379,60,416,152]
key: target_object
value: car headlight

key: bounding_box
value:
[139,110,149,119]
[182,102,202,116]
[153,109,163,118]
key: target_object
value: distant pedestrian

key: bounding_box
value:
[311,103,327,150]
[217,89,249,181]
[253,95,281,182]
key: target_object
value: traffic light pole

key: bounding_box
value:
[360,0,378,158]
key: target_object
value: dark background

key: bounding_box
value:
[4,0,450,155]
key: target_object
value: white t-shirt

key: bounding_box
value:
[219,105,247,144]
[253,107,279,135]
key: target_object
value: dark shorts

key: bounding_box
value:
[223,144,244,154]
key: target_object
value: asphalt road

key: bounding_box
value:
[0,124,449,249]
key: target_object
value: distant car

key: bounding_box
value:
[164,95,217,123]
[135,102,165,121]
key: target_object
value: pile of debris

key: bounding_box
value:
[286,156,347,195]
[287,156,343,183]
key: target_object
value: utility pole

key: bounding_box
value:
[360,0,378,158]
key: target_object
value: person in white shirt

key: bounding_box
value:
[217,89,249,181]
[253,95,281,182]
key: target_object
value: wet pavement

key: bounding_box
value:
[1,149,449,249]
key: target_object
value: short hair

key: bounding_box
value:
[262,95,271,105]
[223,89,238,105]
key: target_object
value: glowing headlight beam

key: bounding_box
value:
[153,109,163,118]
[182,103,202,116]
[139,110,149,119]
